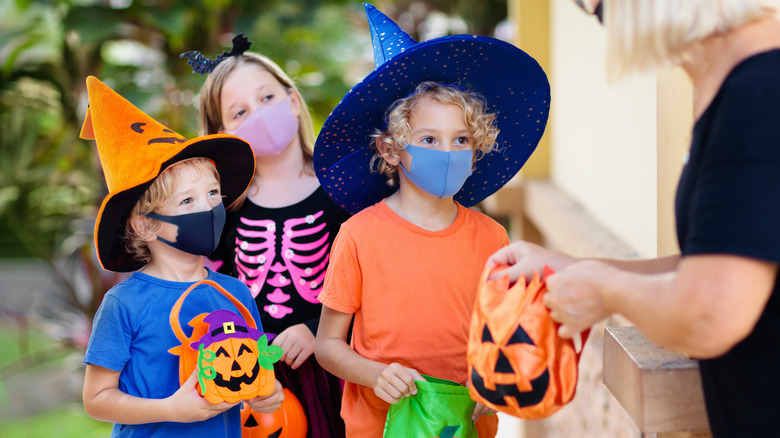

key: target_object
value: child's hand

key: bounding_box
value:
[166,368,239,422]
[373,363,425,404]
[472,401,496,422]
[246,379,284,413]
[272,323,315,369]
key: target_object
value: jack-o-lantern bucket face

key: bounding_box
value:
[193,310,280,404]
[168,280,283,405]
[467,265,588,419]
[241,388,307,438]
[469,321,550,409]
[202,334,263,401]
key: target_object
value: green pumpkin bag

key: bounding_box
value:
[383,375,478,438]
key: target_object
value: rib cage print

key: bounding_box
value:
[234,210,329,319]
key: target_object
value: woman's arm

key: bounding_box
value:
[82,364,238,424]
[487,240,680,281]
[544,254,776,358]
[314,306,424,403]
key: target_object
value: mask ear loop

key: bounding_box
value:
[143,211,184,247]
[396,147,414,174]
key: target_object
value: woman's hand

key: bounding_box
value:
[373,363,425,404]
[486,241,576,282]
[543,260,615,338]
[272,323,315,369]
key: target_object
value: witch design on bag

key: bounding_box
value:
[168,279,283,405]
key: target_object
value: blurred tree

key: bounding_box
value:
[371,0,508,40]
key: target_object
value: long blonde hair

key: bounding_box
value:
[198,52,316,208]
[605,0,774,79]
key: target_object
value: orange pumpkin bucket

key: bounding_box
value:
[241,388,307,438]
[168,280,282,404]
[467,265,589,419]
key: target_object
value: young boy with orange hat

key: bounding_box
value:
[79,76,283,437]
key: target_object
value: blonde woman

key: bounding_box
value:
[490,1,780,436]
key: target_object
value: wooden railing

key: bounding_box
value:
[603,326,711,437]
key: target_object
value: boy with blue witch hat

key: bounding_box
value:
[313,4,550,437]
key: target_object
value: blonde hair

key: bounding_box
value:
[125,158,219,265]
[198,52,316,208]
[606,0,774,79]
[370,82,499,187]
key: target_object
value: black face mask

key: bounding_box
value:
[145,203,226,256]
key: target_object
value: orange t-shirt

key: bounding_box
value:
[319,200,509,437]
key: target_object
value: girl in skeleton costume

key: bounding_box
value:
[182,35,349,437]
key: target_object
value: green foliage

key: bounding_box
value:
[0,81,99,259]
[0,321,57,369]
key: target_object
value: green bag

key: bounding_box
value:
[383,375,478,438]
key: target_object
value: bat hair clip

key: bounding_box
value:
[180,33,253,74]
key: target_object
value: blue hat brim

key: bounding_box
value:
[314,35,550,214]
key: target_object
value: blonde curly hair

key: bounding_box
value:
[370,82,499,187]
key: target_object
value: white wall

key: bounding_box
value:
[549,0,658,258]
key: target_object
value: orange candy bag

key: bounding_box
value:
[467,265,589,419]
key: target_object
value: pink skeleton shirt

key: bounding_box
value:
[211,187,349,335]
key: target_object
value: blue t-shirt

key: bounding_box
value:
[84,268,263,438]
[675,49,780,437]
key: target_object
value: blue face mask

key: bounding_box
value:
[400,145,473,198]
[145,203,226,256]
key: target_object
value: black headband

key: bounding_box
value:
[180,33,252,74]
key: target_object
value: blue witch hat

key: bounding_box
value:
[314,3,550,214]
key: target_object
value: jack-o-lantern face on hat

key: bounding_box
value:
[80,76,254,272]
[129,122,187,145]
[467,266,589,419]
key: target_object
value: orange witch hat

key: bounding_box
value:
[80,76,255,272]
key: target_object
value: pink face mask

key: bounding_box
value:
[226,95,299,156]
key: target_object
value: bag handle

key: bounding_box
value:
[485,264,590,355]
[169,279,256,344]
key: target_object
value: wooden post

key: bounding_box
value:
[603,326,711,437]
